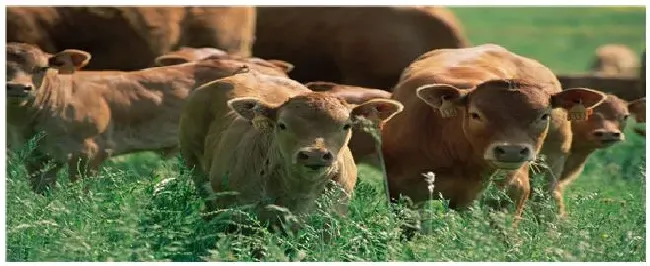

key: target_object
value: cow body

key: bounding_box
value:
[254,6,469,91]
[552,95,645,217]
[178,72,403,226]
[7,7,256,70]
[590,44,640,77]
[381,44,606,222]
[6,42,289,193]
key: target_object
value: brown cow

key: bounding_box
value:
[7,7,256,70]
[551,94,645,217]
[5,42,289,193]
[305,81,393,164]
[178,71,403,226]
[153,47,295,74]
[254,6,469,91]
[381,44,606,223]
[590,44,640,77]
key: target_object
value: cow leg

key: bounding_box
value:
[25,154,63,194]
[551,151,590,218]
[488,166,531,227]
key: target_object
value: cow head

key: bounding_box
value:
[416,79,606,170]
[570,94,645,149]
[6,42,90,102]
[227,92,403,173]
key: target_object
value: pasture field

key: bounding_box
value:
[5,7,647,262]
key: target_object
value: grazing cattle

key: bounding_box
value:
[590,44,640,77]
[381,44,606,222]
[5,42,290,193]
[254,6,469,91]
[7,7,256,70]
[305,81,393,164]
[178,72,403,226]
[551,94,645,217]
[153,47,295,74]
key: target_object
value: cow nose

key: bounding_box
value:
[7,83,33,91]
[296,147,334,170]
[592,130,623,144]
[492,144,532,163]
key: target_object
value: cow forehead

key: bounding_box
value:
[278,93,351,123]
[470,85,551,113]
[594,95,628,117]
[6,43,49,69]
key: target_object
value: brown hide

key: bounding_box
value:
[7,7,256,70]
[253,7,469,91]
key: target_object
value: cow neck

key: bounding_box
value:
[32,71,73,116]
[260,141,338,214]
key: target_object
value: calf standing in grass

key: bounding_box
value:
[5,42,290,193]
[381,44,607,223]
[178,72,403,226]
[551,94,645,217]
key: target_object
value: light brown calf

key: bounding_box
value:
[590,44,640,77]
[254,6,469,91]
[551,94,645,217]
[381,44,606,223]
[178,72,403,226]
[5,42,289,193]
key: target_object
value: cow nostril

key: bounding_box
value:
[520,147,531,156]
[297,151,309,161]
[24,85,33,91]
[322,152,333,162]
[593,131,604,137]
[495,146,506,155]
[612,132,621,138]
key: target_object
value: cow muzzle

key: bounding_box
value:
[7,82,34,98]
[485,143,535,170]
[295,147,334,171]
[592,130,624,146]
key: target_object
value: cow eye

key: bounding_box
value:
[343,123,352,130]
[623,114,630,121]
[277,122,287,130]
[540,113,550,121]
[469,112,481,121]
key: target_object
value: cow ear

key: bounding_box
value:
[628,97,646,123]
[48,49,91,74]
[551,88,606,110]
[351,99,404,124]
[154,55,190,66]
[227,97,277,121]
[416,84,468,118]
[266,59,294,73]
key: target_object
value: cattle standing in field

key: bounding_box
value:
[381,44,607,223]
[7,7,256,70]
[590,44,640,77]
[178,72,403,226]
[253,6,469,91]
[550,94,645,217]
[5,42,290,193]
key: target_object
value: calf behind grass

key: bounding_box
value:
[178,72,403,229]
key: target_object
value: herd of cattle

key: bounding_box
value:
[5,7,646,230]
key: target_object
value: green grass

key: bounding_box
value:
[5,7,646,262]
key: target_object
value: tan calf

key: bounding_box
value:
[5,42,289,193]
[178,72,403,226]
[590,44,640,77]
[382,44,606,224]
[551,94,645,217]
